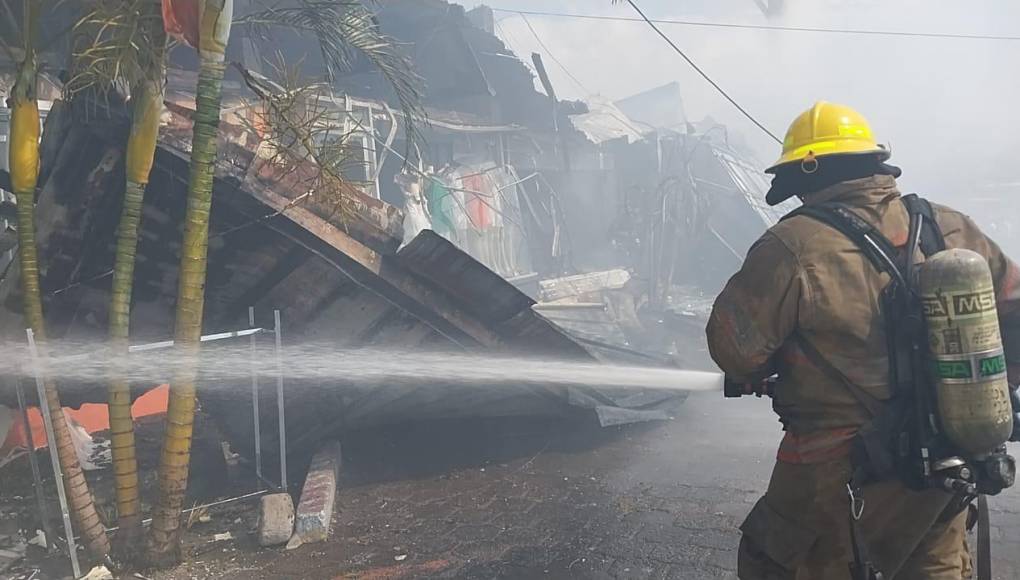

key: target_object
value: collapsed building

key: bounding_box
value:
[0,0,791,469]
[338,3,798,369]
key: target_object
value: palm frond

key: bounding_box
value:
[68,0,166,97]
[235,60,366,226]
[236,0,427,153]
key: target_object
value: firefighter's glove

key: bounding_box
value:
[1011,387,1020,442]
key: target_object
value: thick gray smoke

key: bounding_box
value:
[478,0,1020,253]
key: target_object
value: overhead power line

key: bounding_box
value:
[493,8,1020,42]
[517,13,594,96]
[619,0,782,143]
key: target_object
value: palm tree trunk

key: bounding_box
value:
[9,42,110,559]
[147,0,232,566]
[105,5,168,555]
[108,72,164,557]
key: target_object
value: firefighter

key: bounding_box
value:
[705,101,1020,579]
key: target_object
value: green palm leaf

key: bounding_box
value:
[236,0,426,150]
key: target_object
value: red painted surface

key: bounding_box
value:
[1,385,169,452]
[462,174,493,229]
[161,0,201,49]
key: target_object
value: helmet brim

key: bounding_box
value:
[765,143,891,174]
[763,150,896,207]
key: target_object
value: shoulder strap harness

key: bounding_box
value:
[787,193,944,279]
[781,194,944,413]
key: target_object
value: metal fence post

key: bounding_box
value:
[25,329,81,578]
[249,307,263,482]
[11,376,56,551]
[273,309,287,490]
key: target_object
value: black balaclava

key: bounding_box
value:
[765,154,902,206]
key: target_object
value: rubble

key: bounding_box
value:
[0,0,783,476]
[81,565,114,580]
[0,83,692,473]
[26,530,45,548]
[0,509,26,575]
[0,0,799,575]
[538,269,631,303]
[0,545,25,575]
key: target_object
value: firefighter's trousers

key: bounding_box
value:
[738,457,971,579]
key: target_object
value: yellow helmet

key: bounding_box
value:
[766,101,890,174]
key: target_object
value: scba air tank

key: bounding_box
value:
[920,248,1014,456]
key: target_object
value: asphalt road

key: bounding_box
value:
[153,390,1020,579]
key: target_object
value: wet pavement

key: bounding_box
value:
[151,392,1020,579]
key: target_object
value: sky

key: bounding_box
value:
[459,0,1020,221]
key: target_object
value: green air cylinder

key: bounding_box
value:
[920,248,1014,456]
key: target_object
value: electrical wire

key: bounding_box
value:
[619,0,781,144]
[494,19,538,77]
[492,8,1020,42]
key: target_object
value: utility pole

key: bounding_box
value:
[531,53,571,171]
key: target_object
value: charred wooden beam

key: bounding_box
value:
[221,244,311,324]
[295,280,357,329]
[352,306,403,345]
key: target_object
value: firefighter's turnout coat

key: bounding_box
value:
[707,174,1020,579]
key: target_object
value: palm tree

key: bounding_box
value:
[146,0,424,565]
[71,0,168,558]
[7,0,111,560]
[145,0,235,566]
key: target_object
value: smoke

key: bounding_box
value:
[476,0,1020,253]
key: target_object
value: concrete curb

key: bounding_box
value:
[290,440,342,547]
